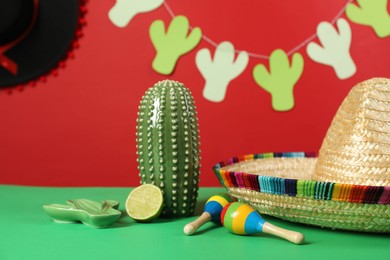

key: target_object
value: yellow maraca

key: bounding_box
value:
[184,193,236,235]
[221,202,304,244]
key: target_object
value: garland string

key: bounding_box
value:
[163,0,355,59]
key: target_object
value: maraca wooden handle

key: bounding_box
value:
[262,222,304,244]
[183,212,211,235]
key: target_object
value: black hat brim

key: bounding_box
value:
[0,0,79,88]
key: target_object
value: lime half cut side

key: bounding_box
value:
[125,184,164,222]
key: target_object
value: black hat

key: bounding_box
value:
[0,0,82,89]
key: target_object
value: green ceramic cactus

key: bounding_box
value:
[136,80,201,217]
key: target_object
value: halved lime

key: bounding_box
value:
[125,184,164,222]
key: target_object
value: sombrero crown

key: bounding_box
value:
[314,78,390,186]
[213,78,390,232]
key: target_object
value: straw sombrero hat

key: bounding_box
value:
[0,0,81,89]
[213,78,390,232]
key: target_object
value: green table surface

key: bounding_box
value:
[1,186,389,260]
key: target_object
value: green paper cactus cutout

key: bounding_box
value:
[253,49,304,111]
[108,0,164,28]
[150,15,202,75]
[306,18,356,80]
[136,80,201,217]
[346,0,390,38]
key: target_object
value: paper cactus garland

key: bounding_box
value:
[196,41,249,102]
[346,0,390,38]
[307,18,356,80]
[253,49,304,111]
[136,80,201,217]
[108,0,164,28]
[150,15,202,75]
[108,1,389,111]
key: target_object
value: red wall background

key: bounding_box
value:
[0,0,389,186]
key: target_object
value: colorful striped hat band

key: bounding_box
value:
[213,78,390,233]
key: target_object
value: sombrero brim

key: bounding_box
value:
[0,0,80,88]
[213,152,390,233]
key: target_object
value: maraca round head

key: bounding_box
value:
[204,193,236,223]
[221,202,265,235]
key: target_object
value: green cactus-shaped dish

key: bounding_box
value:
[136,80,201,217]
[150,15,202,75]
[346,0,390,38]
[43,199,121,228]
[253,49,304,111]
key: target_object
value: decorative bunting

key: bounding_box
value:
[307,18,356,80]
[346,0,390,38]
[196,41,249,102]
[108,0,164,28]
[150,15,202,75]
[109,0,389,112]
[253,49,304,112]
